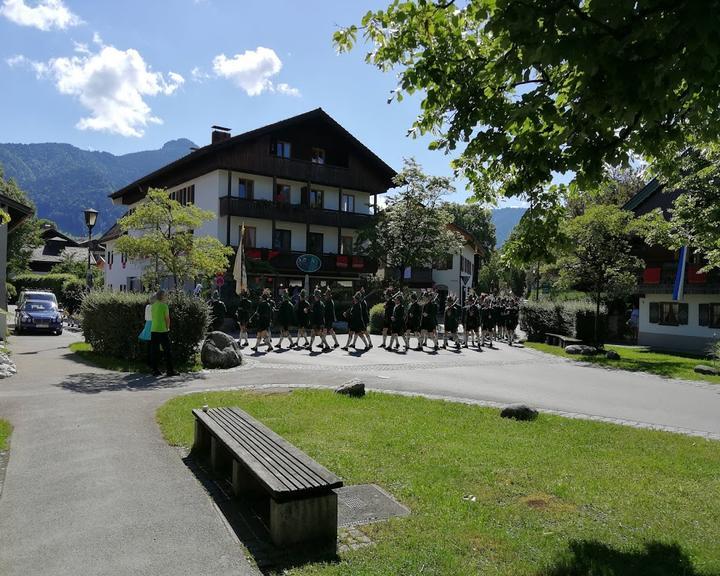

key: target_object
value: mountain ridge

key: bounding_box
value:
[0,138,196,236]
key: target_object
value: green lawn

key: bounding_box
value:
[525,342,720,384]
[157,389,720,576]
[0,419,11,451]
[69,342,201,373]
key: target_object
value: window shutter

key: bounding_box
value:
[649,302,659,324]
[301,186,308,207]
[270,139,277,155]
[247,180,254,200]
[699,304,709,327]
[678,303,689,325]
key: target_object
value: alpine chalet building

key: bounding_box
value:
[102,109,396,295]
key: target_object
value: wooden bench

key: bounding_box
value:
[545,332,583,348]
[192,407,343,550]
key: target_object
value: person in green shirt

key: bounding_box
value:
[149,290,177,376]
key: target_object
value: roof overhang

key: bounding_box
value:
[0,193,33,231]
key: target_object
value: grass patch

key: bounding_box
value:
[69,342,201,373]
[157,389,720,575]
[525,342,720,384]
[0,419,11,451]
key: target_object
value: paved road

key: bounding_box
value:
[1,330,719,575]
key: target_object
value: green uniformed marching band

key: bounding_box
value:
[233,286,520,353]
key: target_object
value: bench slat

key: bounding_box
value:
[193,407,343,499]
[212,409,322,491]
[217,408,333,489]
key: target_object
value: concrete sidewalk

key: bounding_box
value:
[0,333,260,576]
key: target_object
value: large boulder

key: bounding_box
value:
[565,344,598,355]
[201,331,243,369]
[605,350,621,360]
[694,364,719,376]
[335,378,366,398]
[500,404,538,421]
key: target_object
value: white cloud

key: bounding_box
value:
[276,82,300,97]
[10,43,184,137]
[212,46,298,97]
[190,65,210,83]
[0,0,82,31]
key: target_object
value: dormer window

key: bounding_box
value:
[311,147,325,164]
[276,140,291,159]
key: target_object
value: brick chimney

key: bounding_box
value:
[211,125,231,145]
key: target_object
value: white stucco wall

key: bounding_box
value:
[639,293,720,340]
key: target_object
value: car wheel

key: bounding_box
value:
[54,330,63,336]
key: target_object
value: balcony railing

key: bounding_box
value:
[238,247,377,275]
[639,262,720,293]
[220,196,374,229]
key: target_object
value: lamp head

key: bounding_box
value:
[84,208,98,229]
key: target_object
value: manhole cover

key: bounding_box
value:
[336,484,410,527]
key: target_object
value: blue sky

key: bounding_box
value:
[0,0,527,206]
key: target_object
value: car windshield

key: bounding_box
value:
[23,301,55,312]
[25,293,55,302]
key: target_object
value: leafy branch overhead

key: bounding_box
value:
[115,188,233,289]
[334,1,720,206]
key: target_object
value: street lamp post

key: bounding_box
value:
[84,208,98,290]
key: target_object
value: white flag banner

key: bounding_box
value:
[234,223,248,295]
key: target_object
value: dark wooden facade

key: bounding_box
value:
[111,108,396,206]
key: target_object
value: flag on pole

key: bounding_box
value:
[672,246,688,301]
[234,223,248,295]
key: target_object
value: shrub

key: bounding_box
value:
[12,273,77,297]
[81,291,209,367]
[520,300,607,343]
[6,282,16,304]
[369,303,385,334]
[60,278,86,316]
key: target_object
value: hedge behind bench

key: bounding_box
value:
[81,291,209,364]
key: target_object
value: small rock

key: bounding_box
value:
[694,364,719,376]
[565,344,598,355]
[335,378,366,398]
[605,350,621,360]
[201,331,243,369]
[500,404,538,421]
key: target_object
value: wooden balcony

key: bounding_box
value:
[220,196,374,229]
[638,262,720,294]
[239,247,377,276]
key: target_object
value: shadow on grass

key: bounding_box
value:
[55,372,200,394]
[541,540,714,576]
[182,452,339,574]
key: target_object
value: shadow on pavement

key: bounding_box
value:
[55,372,199,394]
[540,540,713,576]
[182,453,339,574]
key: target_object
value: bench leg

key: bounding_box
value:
[193,419,209,456]
[268,492,338,550]
[232,459,265,499]
[210,436,232,478]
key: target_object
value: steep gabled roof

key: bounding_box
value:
[623,178,663,212]
[110,108,396,202]
[0,192,33,231]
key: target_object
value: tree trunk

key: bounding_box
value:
[535,261,540,301]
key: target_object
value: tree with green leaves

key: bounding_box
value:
[566,163,647,217]
[557,204,643,346]
[0,166,42,276]
[502,187,567,299]
[51,251,103,286]
[114,188,233,290]
[636,144,720,273]
[476,249,526,296]
[335,1,720,213]
[357,159,464,284]
[445,203,495,264]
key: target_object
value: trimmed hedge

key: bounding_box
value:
[520,300,607,343]
[60,278,86,316]
[12,273,77,297]
[81,291,209,367]
[6,282,16,304]
[369,303,384,334]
